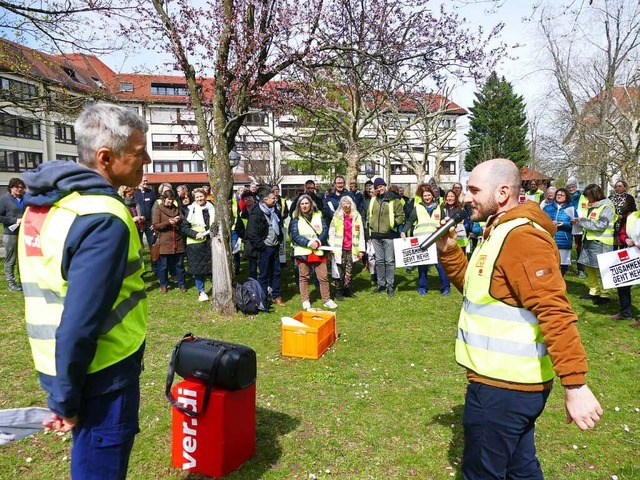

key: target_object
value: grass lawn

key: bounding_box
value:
[1,252,639,479]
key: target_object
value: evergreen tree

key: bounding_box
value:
[464,72,530,171]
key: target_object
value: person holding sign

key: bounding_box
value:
[611,210,640,327]
[401,184,450,296]
[571,184,616,305]
[289,194,338,311]
[436,158,602,480]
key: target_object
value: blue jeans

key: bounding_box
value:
[156,253,185,288]
[194,275,206,293]
[71,382,140,480]
[258,245,281,299]
[417,263,450,292]
[462,382,550,480]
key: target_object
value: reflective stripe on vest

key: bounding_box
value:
[413,204,440,235]
[331,214,363,255]
[456,217,554,384]
[584,203,616,245]
[19,192,147,376]
[293,211,324,257]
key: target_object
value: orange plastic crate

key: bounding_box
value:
[281,311,337,359]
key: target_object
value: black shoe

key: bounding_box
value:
[372,285,386,294]
[580,293,596,300]
[593,296,611,305]
[7,283,22,292]
[387,286,395,297]
[343,287,357,298]
[335,290,345,301]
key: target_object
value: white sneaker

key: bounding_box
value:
[198,291,209,302]
[323,299,338,309]
[302,300,311,310]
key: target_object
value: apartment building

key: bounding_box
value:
[0,38,466,197]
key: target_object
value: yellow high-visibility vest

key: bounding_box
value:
[293,211,324,257]
[456,217,554,384]
[18,192,147,376]
[584,203,616,245]
[331,213,363,255]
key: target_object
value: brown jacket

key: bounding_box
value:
[440,201,588,392]
[152,203,186,255]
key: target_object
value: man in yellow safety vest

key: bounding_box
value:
[436,158,602,479]
[18,103,150,479]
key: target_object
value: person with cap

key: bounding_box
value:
[367,178,405,296]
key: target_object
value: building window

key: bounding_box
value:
[152,160,205,173]
[236,140,269,151]
[244,112,269,127]
[0,149,42,172]
[149,108,196,125]
[442,139,456,151]
[151,133,200,151]
[55,123,76,144]
[0,113,41,139]
[119,82,134,92]
[150,83,188,96]
[440,160,456,175]
[440,118,456,129]
[0,77,38,100]
[56,154,77,162]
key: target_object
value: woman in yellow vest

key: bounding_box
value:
[328,196,365,300]
[289,194,338,310]
[572,184,616,304]
[401,184,451,296]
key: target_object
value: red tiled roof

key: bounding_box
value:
[520,166,553,181]
[0,37,466,115]
[0,39,105,95]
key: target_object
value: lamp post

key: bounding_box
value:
[365,163,375,180]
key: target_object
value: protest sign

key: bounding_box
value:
[597,247,640,289]
[393,235,438,267]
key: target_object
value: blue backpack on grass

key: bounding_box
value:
[235,278,270,315]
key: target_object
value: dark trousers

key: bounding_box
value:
[71,382,140,480]
[141,221,155,249]
[462,382,550,480]
[156,253,185,288]
[258,245,281,299]
[617,285,632,317]
[417,263,450,292]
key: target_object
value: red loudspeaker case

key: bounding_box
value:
[171,379,256,478]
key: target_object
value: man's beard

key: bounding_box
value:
[472,197,499,222]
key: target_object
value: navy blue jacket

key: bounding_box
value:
[22,161,145,418]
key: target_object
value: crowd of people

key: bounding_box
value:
[0,101,609,479]
[5,166,640,323]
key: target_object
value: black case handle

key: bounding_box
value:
[165,333,226,417]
